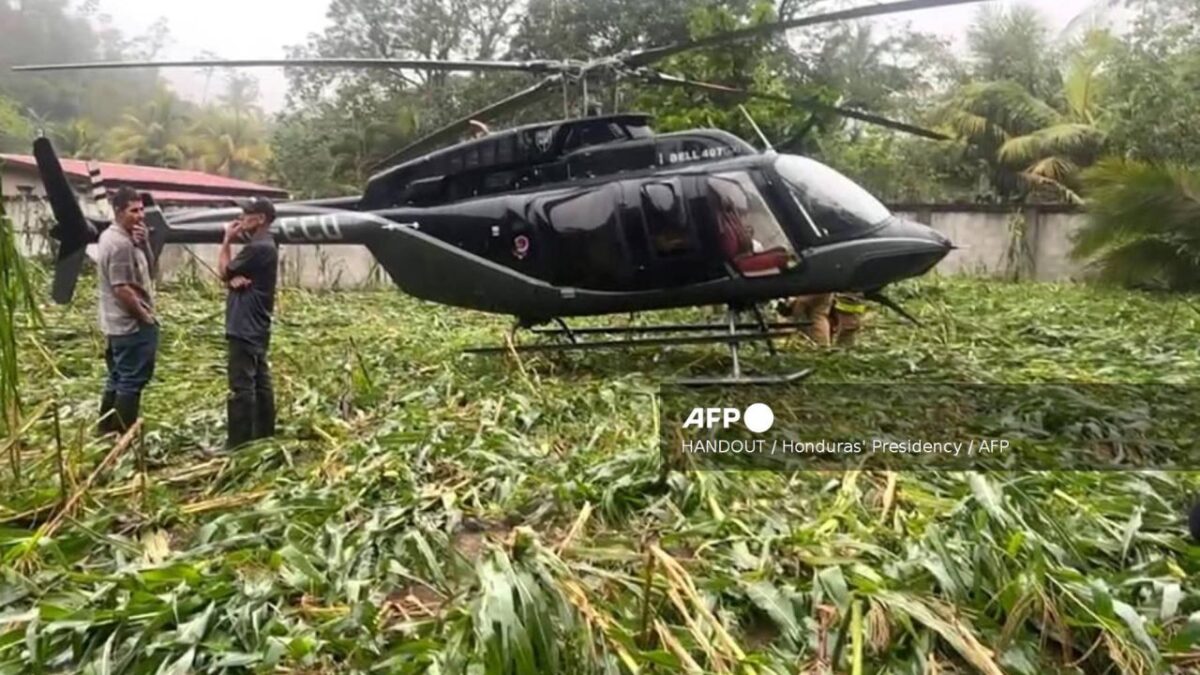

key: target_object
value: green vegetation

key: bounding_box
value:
[0,185,42,473]
[1073,159,1200,291]
[0,276,1197,672]
[2,1,1200,671]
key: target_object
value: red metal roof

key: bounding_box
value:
[0,153,289,200]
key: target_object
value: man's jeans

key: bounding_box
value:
[227,337,275,448]
[104,323,159,396]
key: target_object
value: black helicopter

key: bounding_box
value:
[16,0,982,383]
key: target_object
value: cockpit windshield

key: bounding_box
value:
[774,155,891,241]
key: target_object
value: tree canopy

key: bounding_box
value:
[2,0,1199,239]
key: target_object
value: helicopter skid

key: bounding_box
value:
[669,368,814,387]
[461,329,798,354]
[465,312,817,386]
[527,321,811,338]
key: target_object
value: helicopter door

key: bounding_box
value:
[626,178,713,287]
[533,183,633,290]
[705,172,800,278]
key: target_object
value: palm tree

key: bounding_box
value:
[996,32,1114,201]
[190,109,271,181]
[1060,0,1134,42]
[1071,158,1200,291]
[51,119,102,159]
[0,96,34,154]
[937,32,1114,203]
[106,89,193,168]
[219,72,262,122]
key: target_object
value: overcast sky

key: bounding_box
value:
[84,0,1101,113]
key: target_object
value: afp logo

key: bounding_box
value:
[682,403,774,433]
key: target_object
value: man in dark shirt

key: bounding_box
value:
[219,197,279,450]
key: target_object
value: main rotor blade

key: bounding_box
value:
[641,72,949,140]
[370,75,563,172]
[12,57,562,75]
[625,0,990,67]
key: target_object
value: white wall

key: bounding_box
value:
[895,206,1088,282]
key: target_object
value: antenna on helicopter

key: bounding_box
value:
[738,104,773,152]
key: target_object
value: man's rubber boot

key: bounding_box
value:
[113,392,141,435]
[253,387,276,440]
[97,390,117,435]
[226,396,255,450]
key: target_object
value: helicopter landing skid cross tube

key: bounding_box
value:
[463,305,817,386]
[667,307,816,387]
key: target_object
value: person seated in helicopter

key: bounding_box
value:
[712,188,792,276]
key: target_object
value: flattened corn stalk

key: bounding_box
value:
[0,277,1195,672]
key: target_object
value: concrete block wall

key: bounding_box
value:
[895,204,1088,282]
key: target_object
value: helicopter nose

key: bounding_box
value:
[840,216,953,290]
[877,217,953,251]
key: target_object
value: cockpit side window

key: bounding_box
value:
[705,172,799,277]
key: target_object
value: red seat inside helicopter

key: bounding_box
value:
[714,190,793,276]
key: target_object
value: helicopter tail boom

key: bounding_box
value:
[31,136,401,303]
[166,204,412,246]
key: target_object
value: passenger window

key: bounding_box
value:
[546,188,615,234]
[642,183,692,257]
[538,186,627,290]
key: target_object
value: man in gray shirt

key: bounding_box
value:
[96,186,158,434]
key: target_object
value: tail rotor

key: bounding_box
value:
[33,137,99,304]
[141,194,170,275]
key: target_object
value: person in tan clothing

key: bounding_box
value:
[787,293,834,346]
[830,293,867,346]
[782,293,867,346]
